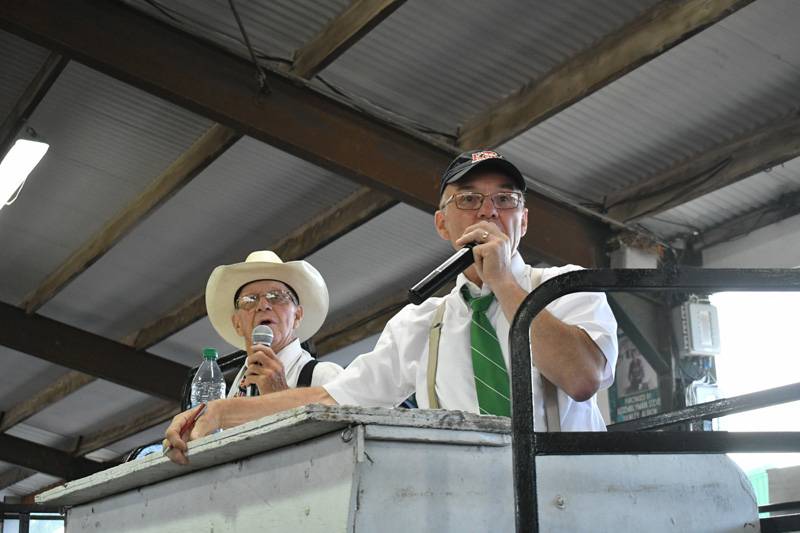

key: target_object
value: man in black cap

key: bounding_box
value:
[165,150,618,464]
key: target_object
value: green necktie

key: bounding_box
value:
[461,286,511,417]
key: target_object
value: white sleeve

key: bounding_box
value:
[309,361,344,387]
[541,265,619,389]
[323,306,421,408]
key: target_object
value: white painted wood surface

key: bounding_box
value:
[37,406,760,532]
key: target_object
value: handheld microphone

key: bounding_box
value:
[246,324,273,397]
[408,243,475,304]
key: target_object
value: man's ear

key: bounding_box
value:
[231,313,244,337]
[434,209,450,241]
[521,207,528,237]
[294,305,304,330]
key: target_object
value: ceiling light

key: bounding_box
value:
[0,138,49,209]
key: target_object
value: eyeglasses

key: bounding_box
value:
[441,191,523,210]
[235,290,297,310]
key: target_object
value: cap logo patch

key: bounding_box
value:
[471,150,500,162]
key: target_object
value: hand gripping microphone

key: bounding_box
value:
[247,324,273,397]
[408,243,475,304]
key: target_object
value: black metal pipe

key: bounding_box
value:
[508,268,800,533]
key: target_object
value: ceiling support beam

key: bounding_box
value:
[0,434,109,481]
[605,114,800,223]
[0,51,67,158]
[0,302,187,401]
[128,187,396,349]
[457,0,752,150]
[21,124,241,313]
[690,190,800,251]
[291,0,405,79]
[0,0,607,267]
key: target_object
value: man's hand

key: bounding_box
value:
[163,400,224,465]
[456,221,516,290]
[243,343,289,394]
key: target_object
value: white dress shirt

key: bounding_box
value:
[324,254,618,431]
[226,338,343,398]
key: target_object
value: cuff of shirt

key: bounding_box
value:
[578,325,617,389]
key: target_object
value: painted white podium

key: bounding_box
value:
[37,406,759,532]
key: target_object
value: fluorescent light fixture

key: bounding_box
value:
[0,138,49,208]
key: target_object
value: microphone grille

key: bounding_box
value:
[252,324,273,346]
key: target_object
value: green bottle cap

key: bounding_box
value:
[202,347,218,360]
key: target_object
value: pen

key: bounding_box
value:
[162,402,207,454]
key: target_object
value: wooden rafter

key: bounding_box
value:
[0,434,110,481]
[0,302,188,401]
[691,190,800,251]
[458,0,752,150]
[128,187,396,349]
[605,114,800,223]
[0,0,607,267]
[291,0,405,79]
[0,51,67,158]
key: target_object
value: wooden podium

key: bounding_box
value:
[38,406,759,532]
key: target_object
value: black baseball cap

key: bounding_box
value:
[439,150,526,198]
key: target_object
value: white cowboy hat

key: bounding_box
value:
[205,251,329,350]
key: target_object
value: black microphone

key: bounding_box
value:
[408,244,475,304]
[246,324,273,397]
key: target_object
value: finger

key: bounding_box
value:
[164,446,189,465]
[164,413,192,453]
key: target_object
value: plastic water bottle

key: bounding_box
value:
[190,347,226,408]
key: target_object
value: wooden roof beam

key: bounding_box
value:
[291,0,405,79]
[0,302,188,401]
[0,434,109,481]
[0,0,607,267]
[458,0,752,150]
[690,189,800,251]
[605,114,800,223]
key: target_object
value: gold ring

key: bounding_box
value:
[481,231,489,242]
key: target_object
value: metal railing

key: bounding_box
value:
[508,268,800,533]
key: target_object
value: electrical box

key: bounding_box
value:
[672,299,721,357]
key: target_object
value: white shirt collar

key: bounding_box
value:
[456,251,527,299]
[275,338,303,368]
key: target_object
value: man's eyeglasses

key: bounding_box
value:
[441,191,523,210]
[235,290,297,310]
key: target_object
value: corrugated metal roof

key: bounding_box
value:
[0,347,68,412]
[501,0,800,211]
[22,381,158,439]
[0,30,51,123]
[38,136,360,340]
[0,61,212,305]
[639,156,800,239]
[120,0,349,63]
[320,0,660,134]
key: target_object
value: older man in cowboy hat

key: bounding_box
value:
[166,151,618,464]
[206,250,342,395]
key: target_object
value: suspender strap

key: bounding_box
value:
[297,359,318,388]
[426,301,447,409]
[529,267,561,432]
